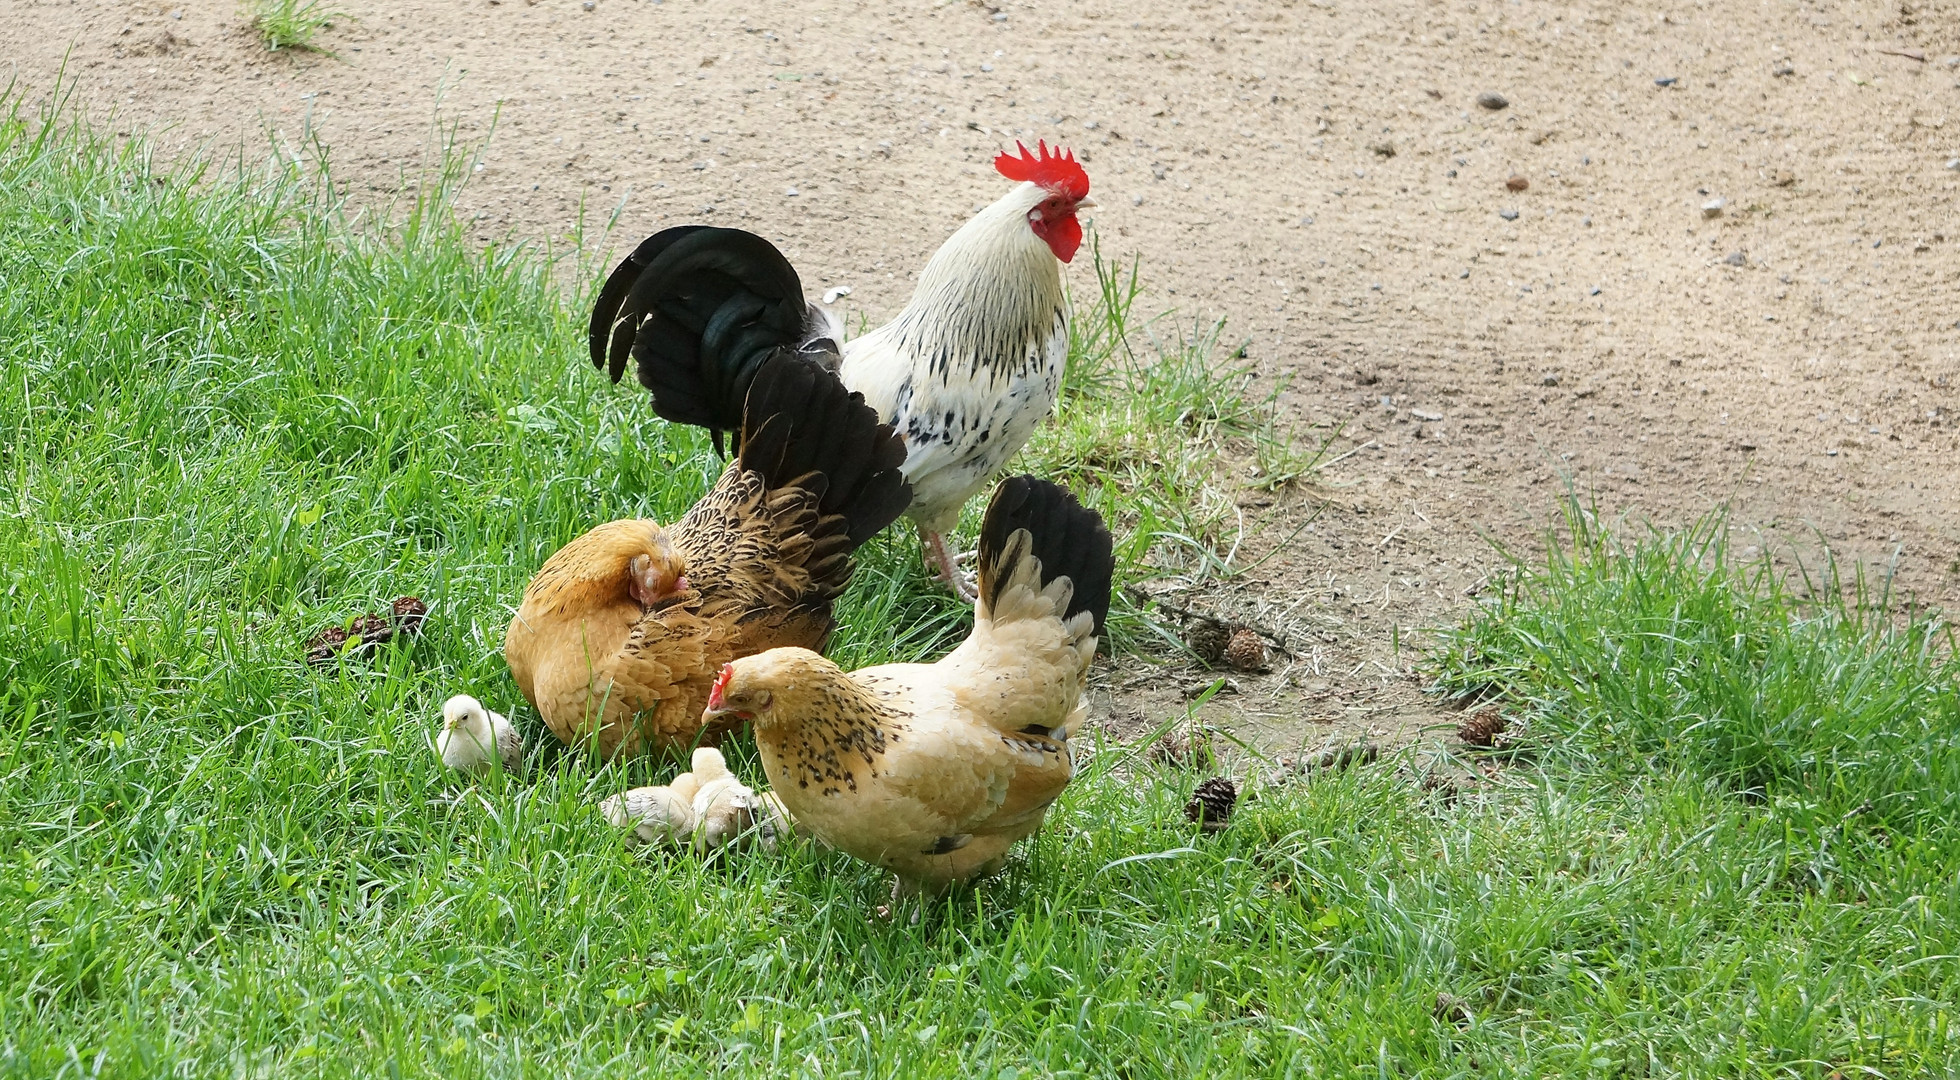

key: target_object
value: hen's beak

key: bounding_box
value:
[1075,195,1099,210]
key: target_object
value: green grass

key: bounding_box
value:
[244,0,342,53]
[3,97,1958,1076]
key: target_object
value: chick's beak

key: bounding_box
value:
[628,555,690,609]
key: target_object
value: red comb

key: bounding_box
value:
[994,140,1090,202]
[708,662,735,711]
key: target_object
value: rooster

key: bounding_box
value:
[702,475,1113,896]
[590,141,1095,600]
[502,351,911,759]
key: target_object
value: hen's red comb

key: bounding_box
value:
[994,140,1090,202]
[708,663,734,710]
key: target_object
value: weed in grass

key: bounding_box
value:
[1434,501,1960,847]
[4,93,1958,1077]
[245,0,342,53]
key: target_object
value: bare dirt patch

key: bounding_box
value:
[9,0,1960,757]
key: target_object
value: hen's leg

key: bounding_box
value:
[919,525,978,603]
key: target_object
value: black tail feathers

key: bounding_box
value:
[590,226,826,451]
[736,353,912,549]
[977,476,1115,636]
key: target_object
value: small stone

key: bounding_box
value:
[1701,197,1726,218]
[1540,373,1560,387]
[1498,208,1519,221]
[1772,63,1795,77]
[1947,159,1960,171]
[1588,285,1601,296]
[1505,174,1528,192]
[1723,250,1747,266]
[1302,743,1380,772]
[784,186,800,196]
[581,0,594,8]
[992,10,1007,20]
[1476,91,1509,110]
[821,285,852,304]
[1654,76,1678,87]
[1182,677,1240,699]
[1371,142,1396,157]
[1130,192,1144,206]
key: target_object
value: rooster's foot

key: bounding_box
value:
[920,528,979,604]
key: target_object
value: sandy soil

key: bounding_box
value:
[8,0,1960,758]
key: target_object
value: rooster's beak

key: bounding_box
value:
[1075,196,1099,210]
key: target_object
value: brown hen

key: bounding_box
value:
[704,476,1113,892]
[503,352,911,758]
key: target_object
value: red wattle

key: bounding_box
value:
[1032,213,1083,263]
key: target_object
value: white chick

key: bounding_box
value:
[600,778,699,849]
[437,694,523,777]
[686,747,758,854]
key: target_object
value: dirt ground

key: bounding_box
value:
[9,0,1960,761]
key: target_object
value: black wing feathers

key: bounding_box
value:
[977,476,1116,636]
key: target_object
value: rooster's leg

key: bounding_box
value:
[919,526,979,603]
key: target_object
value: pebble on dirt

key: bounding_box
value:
[1701,197,1726,218]
[1499,208,1519,221]
[1723,251,1747,266]
[1506,174,1529,192]
[1475,91,1508,110]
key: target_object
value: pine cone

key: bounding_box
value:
[304,625,350,667]
[1184,616,1232,664]
[391,596,428,636]
[348,612,394,646]
[1433,992,1472,1027]
[1150,728,1214,770]
[1185,776,1238,832]
[1222,628,1269,673]
[1457,707,1508,748]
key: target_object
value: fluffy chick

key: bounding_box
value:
[599,748,778,853]
[437,694,524,777]
[600,768,702,848]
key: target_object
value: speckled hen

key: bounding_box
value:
[703,476,1113,893]
[590,142,1095,600]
